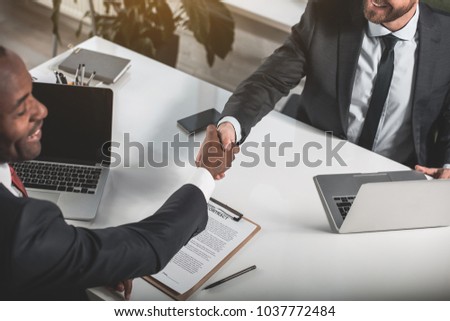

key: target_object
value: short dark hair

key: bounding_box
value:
[0,45,6,57]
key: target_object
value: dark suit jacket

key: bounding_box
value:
[222,0,450,167]
[0,183,207,300]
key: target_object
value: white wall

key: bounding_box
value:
[35,0,104,20]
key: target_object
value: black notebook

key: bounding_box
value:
[58,48,131,84]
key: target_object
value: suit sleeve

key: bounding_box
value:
[221,0,318,142]
[9,184,207,296]
[438,89,450,165]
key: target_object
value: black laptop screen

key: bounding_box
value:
[32,82,113,166]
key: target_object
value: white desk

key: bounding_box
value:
[223,0,307,33]
[31,37,450,300]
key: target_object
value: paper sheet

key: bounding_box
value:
[151,200,257,294]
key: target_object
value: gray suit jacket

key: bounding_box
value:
[0,184,207,300]
[222,0,450,167]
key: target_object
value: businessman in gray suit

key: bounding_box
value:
[211,0,450,178]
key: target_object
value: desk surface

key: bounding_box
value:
[31,37,450,300]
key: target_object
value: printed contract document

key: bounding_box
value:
[144,199,260,300]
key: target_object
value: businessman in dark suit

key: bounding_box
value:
[212,0,450,178]
[0,46,237,300]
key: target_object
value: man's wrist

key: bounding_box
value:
[187,167,215,201]
[217,116,242,143]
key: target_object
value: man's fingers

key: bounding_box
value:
[197,124,239,178]
[205,124,219,141]
[123,279,133,301]
[415,165,438,175]
[218,123,236,151]
[110,279,133,300]
[222,139,233,151]
[440,170,450,179]
[196,125,217,167]
[113,282,124,292]
[195,149,202,166]
[414,165,450,179]
[415,165,426,172]
[215,173,225,180]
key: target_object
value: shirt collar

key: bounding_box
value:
[367,4,419,41]
[0,162,21,197]
[0,162,12,188]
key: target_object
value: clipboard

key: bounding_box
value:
[143,198,260,300]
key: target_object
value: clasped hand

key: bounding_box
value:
[415,165,450,179]
[111,279,133,300]
[196,124,239,179]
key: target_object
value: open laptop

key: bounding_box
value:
[314,171,450,233]
[11,82,113,220]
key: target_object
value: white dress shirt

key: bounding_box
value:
[347,6,419,164]
[187,167,215,201]
[0,163,20,197]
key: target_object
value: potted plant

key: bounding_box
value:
[52,0,235,67]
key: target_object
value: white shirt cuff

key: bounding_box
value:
[186,167,215,201]
[443,164,450,169]
[218,116,242,143]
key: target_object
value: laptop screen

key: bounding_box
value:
[32,82,113,166]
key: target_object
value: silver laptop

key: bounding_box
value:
[314,171,450,233]
[12,82,113,220]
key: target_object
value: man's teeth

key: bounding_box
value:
[372,1,387,7]
[29,129,40,138]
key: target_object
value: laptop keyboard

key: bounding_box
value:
[333,196,356,219]
[11,161,101,194]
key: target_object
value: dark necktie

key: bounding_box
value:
[9,165,28,197]
[358,34,399,150]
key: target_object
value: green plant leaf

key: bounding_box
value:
[181,0,234,66]
[51,0,62,43]
[75,11,92,38]
[53,0,234,67]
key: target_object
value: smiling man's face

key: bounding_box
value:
[0,48,48,163]
[363,0,418,30]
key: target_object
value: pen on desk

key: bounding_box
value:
[54,70,61,84]
[203,265,256,290]
[58,72,67,84]
[86,71,96,86]
[80,64,86,85]
[74,63,81,85]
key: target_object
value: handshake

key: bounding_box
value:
[196,123,240,180]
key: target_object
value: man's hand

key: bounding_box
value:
[415,165,450,179]
[217,121,237,151]
[112,279,133,300]
[196,125,239,180]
